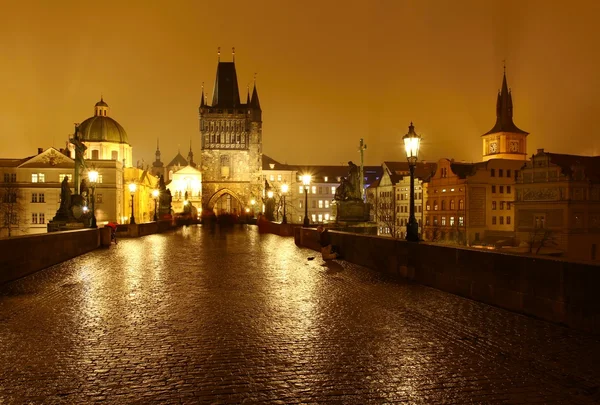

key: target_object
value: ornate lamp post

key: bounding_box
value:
[403,122,421,242]
[88,169,98,228]
[250,199,256,217]
[267,190,274,221]
[302,174,311,226]
[281,183,288,224]
[152,189,159,221]
[129,182,137,225]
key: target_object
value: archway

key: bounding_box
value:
[207,188,245,216]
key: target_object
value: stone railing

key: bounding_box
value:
[295,227,600,334]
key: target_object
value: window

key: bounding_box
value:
[506,216,511,225]
[400,194,404,200]
[434,201,438,210]
[31,173,38,183]
[3,174,8,182]
[441,217,446,226]
[277,175,282,181]
[331,187,336,194]
[298,216,302,222]
[450,200,455,210]
[96,194,103,203]
[299,186,303,194]
[312,200,316,208]
[324,213,329,221]
[111,151,118,160]
[60,174,72,182]
[311,214,316,222]
[31,213,38,224]
[426,217,430,226]
[324,176,328,182]
[31,193,38,203]
[450,217,455,226]
[507,186,511,194]
[500,201,505,210]
[507,202,511,210]
[499,169,503,177]
[325,200,329,208]
[499,186,504,193]
[97,174,103,184]
[515,170,519,180]
[299,201,303,208]
[441,200,446,210]
[426,203,430,211]
[458,216,464,226]
[39,193,45,203]
[311,186,316,194]
[507,170,511,178]
[318,214,323,222]
[492,201,497,210]
[269,175,274,181]
[491,169,495,177]
[318,200,323,208]
[433,216,438,226]
[500,216,504,225]
[92,150,99,159]
[318,187,323,194]
[492,185,496,193]
[39,213,45,224]
[492,216,497,225]
[459,199,464,210]
[38,174,45,182]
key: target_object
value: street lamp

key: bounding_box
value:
[302,174,311,226]
[403,122,421,242]
[281,183,288,224]
[152,189,159,221]
[129,182,137,225]
[88,169,98,228]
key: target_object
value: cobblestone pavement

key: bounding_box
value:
[1,226,600,404]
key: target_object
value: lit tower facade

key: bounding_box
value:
[481,70,528,161]
[199,50,263,215]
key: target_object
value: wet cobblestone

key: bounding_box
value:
[1,225,599,404]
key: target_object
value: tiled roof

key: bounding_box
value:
[546,153,600,182]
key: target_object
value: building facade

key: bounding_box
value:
[514,149,600,262]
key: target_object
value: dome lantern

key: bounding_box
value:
[94,97,109,117]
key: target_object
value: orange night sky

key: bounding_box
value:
[1,0,599,166]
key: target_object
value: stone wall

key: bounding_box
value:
[295,228,600,334]
[0,229,100,284]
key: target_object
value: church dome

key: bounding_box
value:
[78,98,129,144]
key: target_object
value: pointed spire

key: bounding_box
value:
[232,46,235,62]
[483,64,528,136]
[246,84,250,104]
[200,82,205,107]
[250,73,261,110]
[217,47,221,62]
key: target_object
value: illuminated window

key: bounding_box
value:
[458,216,464,226]
[324,213,329,220]
[318,214,323,222]
[426,203,430,210]
[60,174,72,182]
[38,173,45,182]
[318,200,323,208]
[277,175,282,181]
[299,201,303,208]
[97,174,103,184]
[441,217,446,226]
[311,186,316,194]
[433,201,438,210]
[298,216,302,222]
[299,186,303,193]
[269,175,274,181]
[325,200,329,208]
[459,199,464,210]
[31,174,38,183]
[331,186,336,194]
[450,217,455,226]
[324,176,328,182]
[311,214,316,222]
[433,216,438,226]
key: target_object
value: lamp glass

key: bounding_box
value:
[403,135,420,160]
[250,199,256,205]
[281,183,289,194]
[88,170,98,183]
[267,190,274,199]
[129,183,137,193]
[152,189,159,198]
[302,174,311,186]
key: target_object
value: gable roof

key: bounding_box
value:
[166,152,188,168]
[18,148,73,169]
[545,153,600,182]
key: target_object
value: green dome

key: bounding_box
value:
[78,115,129,144]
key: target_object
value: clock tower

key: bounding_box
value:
[482,69,528,161]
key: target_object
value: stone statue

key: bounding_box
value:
[59,176,72,212]
[334,162,362,202]
[70,128,87,195]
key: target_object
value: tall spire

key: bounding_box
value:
[217,46,221,62]
[187,139,196,167]
[483,66,528,136]
[246,84,250,104]
[155,138,161,163]
[232,46,235,62]
[250,73,261,110]
[200,82,205,107]
[211,52,241,107]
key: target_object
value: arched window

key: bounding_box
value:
[459,199,464,210]
[450,200,455,210]
[434,201,438,211]
[441,200,446,210]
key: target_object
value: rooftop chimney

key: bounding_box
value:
[537,148,545,154]
[37,148,43,154]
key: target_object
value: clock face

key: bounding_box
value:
[489,142,498,153]
[509,141,519,152]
